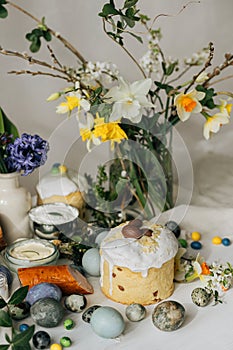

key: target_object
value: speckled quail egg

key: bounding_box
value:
[82,305,101,323]
[90,306,125,338]
[125,303,146,322]
[64,294,87,313]
[152,300,185,331]
[191,287,211,307]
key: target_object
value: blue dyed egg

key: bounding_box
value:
[190,241,202,250]
[25,283,62,305]
[222,238,231,246]
[82,248,100,276]
[90,306,125,338]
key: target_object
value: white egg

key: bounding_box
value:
[90,306,125,338]
[82,248,100,276]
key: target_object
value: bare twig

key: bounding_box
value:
[6,0,87,64]
[0,47,76,82]
[47,45,63,69]
[184,42,214,93]
[207,74,233,87]
[203,53,233,88]
[8,69,71,81]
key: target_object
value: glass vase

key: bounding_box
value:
[0,172,32,244]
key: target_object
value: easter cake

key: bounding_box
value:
[100,219,179,305]
[36,164,85,216]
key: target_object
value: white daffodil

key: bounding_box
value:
[77,111,100,151]
[218,98,232,117]
[174,89,205,122]
[104,77,155,123]
[203,111,229,140]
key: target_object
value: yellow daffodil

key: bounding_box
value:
[93,120,127,149]
[104,77,155,123]
[56,92,90,114]
[186,255,208,283]
[203,111,229,140]
[174,89,205,122]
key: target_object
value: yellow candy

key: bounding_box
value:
[59,165,67,174]
[191,231,201,241]
[50,344,63,350]
[212,236,222,245]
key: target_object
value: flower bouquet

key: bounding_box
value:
[1,0,233,227]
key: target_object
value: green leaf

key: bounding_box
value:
[121,15,135,28]
[166,62,177,76]
[43,30,52,41]
[0,4,7,18]
[154,81,174,94]
[0,297,7,309]
[8,286,29,305]
[123,0,138,8]
[99,3,119,17]
[0,345,10,350]
[4,334,10,343]
[0,0,7,4]
[0,107,19,139]
[29,40,41,53]
[12,325,35,346]
[128,31,143,43]
[0,310,12,327]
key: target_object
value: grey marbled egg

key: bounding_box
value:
[30,297,64,327]
[82,305,101,323]
[64,294,87,313]
[125,303,146,322]
[152,300,185,331]
[191,287,211,307]
[8,302,30,320]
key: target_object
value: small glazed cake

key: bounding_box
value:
[36,164,85,216]
[100,219,179,305]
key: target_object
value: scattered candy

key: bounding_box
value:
[190,241,202,250]
[19,323,29,332]
[152,300,185,331]
[125,303,146,322]
[60,336,72,347]
[64,318,75,330]
[191,231,201,241]
[33,330,51,349]
[178,238,188,248]
[50,344,62,350]
[212,236,222,245]
[165,221,181,238]
[222,238,231,246]
[191,287,211,307]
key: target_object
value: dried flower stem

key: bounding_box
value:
[102,18,146,79]
[203,53,233,88]
[6,0,87,64]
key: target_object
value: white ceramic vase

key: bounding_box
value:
[0,172,33,244]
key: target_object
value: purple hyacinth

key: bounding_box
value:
[6,133,49,176]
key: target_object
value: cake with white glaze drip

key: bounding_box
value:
[100,219,179,305]
[36,164,85,216]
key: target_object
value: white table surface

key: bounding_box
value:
[1,204,233,350]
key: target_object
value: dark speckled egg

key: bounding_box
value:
[152,300,185,331]
[82,305,101,323]
[191,287,211,307]
[8,302,30,320]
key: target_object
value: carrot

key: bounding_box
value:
[17,264,94,295]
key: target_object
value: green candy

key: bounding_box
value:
[64,318,75,330]
[60,336,72,347]
[178,238,188,248]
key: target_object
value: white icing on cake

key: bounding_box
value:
[100,221,179,293]
[36,174,78,199]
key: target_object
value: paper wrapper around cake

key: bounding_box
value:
[100,221,179,305]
